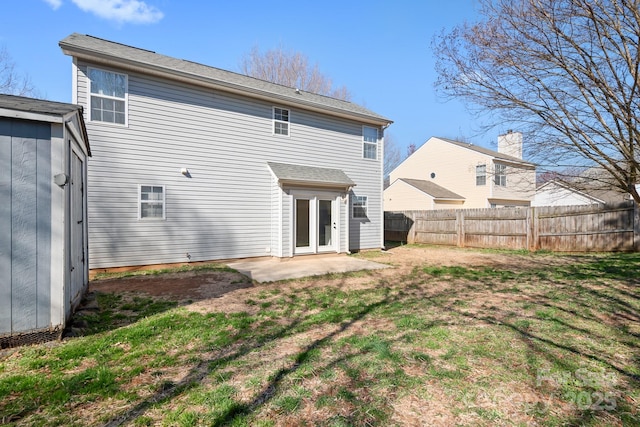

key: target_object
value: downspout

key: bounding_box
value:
[345,190,350,254]
[380,122,391,249]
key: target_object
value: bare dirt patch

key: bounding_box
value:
[88,246,564,315]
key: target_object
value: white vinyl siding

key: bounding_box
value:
[77,61,383,268]
[139,185,165,219]
[88,68,127,125]
[273,107,289,136]
[363,126,378,159]
[353,195,368,218]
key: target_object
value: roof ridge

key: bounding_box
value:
[433,136,534,165]
[60,33,390,124]
[83,33,156,54]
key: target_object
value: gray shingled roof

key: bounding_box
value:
[0,94,91,156]
[399,178,465,200]
[268,162,355,188]
[436,137,535,166]
[0,94,83,117]
[59,33,391,125]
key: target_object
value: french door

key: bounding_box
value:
[294,195,337,254]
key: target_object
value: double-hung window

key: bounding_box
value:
[273,107,289,136]
[476,164,486,186]
[352,196,368,218]
[494,164,507,186]
[139,185,165,220]
[88,68,127,125]
[363,126,378,160]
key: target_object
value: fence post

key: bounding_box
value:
[408,211,416,244]
[634,202,640,252]
[526,207,534,251]
[457,210,465,248]
[532,206,539,251]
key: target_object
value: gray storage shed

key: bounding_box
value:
[0,95,91,347]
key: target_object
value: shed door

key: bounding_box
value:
[69,151,85,307]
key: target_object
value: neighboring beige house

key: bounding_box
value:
[385,132,536,210]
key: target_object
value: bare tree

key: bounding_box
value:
[384,133,403,188]
[240,46,351,100]
[433,0,640,202]
[0,46,35,96]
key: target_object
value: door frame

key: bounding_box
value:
[290,189,341,256]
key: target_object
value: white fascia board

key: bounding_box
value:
[0,108,62,124]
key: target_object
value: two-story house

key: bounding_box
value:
[59,33,392,269]
[384,132,535,211]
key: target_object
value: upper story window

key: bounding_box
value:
[363,126,378,160]
[139,185,165,220]
[494,164,507,186]
[273,107,289,136]
[476,164,486,186]
[88,68,127,125]
[352,195,368,218]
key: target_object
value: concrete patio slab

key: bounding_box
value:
[228,254,390,283]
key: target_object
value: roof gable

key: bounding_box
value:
[59,33,391,126]
[0,94,91,156]
[0,94,83,117]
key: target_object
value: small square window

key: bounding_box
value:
[273,107,289,136]
[139,185,165,219]
[353,195,368,218]
[363,126,378,159]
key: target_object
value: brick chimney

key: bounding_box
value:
[498,130,523,159]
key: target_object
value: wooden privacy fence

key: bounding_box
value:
[385,201,640,252]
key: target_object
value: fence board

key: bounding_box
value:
[385,201,636,252]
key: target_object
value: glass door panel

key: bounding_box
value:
[295,199,310,249]
[318,199,333,248]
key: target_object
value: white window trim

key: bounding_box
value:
[87,66,129,127]
[273,106,290,137]
[138,184,166,220]
[352,195,368,219]
[476,164,487,186]
[494,163,507,186]
[362,125,378,160]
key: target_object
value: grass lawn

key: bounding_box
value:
[1,246,639,426]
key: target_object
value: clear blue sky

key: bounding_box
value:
[1,0,507,153]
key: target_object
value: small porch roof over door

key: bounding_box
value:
[267,162,355,190]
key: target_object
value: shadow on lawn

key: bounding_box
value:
[91,253,640,426]
[101,277,400,427]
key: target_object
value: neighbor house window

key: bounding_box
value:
[88,68,127,125]
[353,196,368,218]
[273,107,289,135]
[476,164,486,186]
[363,126,378,159]
[494,164,507,186]
[139,185,165,219]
